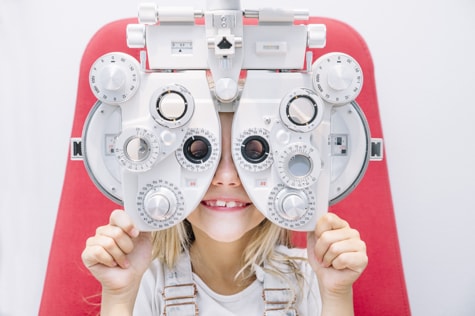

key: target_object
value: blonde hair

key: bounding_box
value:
[151,219,305,288]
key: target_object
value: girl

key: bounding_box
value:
[82,112,368,315]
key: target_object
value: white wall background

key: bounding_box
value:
[1,0,474,315]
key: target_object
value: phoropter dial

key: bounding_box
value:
[312,52,363,105]
[268,185,317,230]
[275,142,321,189]
[137,180,185,230]
[176,128,220,172]
[150,84,195,129]
[233,128,273,172]
[114,127,160,172]
[280,88,325,132]
[89,52,140,105]
[143,187,177,221]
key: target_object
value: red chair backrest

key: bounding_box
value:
[39,17,411,315]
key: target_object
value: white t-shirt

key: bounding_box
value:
[133,246,322,315]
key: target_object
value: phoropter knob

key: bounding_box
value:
[312,52,363,105]
[127,24,146,48]
[150,84,195,129]
[89,53,140,104]
[143,187,177,221]
[138,3,158,24]
[307,24,326,48]
[275,188,309,221]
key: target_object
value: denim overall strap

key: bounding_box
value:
[256,264,298,316]
[162,251,198,316]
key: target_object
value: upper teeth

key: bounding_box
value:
[206,200,245,208]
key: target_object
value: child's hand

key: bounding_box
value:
[81,210,152,297]
[307,213,368,299]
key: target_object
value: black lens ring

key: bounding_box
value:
[183,135,212,164]
[241,135,270,164]
[156,91,188,122]
[286,94,318,126]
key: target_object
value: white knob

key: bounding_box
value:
[312,52,363,105]
[327,64,354,91]
[127,24,146,48]
[89,52,140,104]
[150,84,195,128]
[157,91,187,121]
[307,24,326,48]
[99,65,126,92]
[138,3,158,24]
[215,78,238,102]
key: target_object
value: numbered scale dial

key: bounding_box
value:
[275,142,322,189]
[280,88,324,132]
[136,180,186,230]
[233,128,274,172]
[268,185,317,230]
[312,52,363,105]
[89,52,141,105]
[150,84,195,129]
[176,128,220,172]
[114,128,160,172]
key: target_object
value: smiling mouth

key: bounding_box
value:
[202,200,251,208]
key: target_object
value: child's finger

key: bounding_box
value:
[95,224,135,255]
[330,249,368,274]
[82,239,118,268]
[85,234,130,268]
[311,213,360,264]
[319,238,366,268]
[315,213,349,238]
[109,209,139,238]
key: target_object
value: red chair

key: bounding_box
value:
[39,16,411,315]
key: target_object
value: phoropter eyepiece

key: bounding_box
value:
[183,136,212,164]
[241,135,270,164]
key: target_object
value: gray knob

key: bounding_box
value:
[144,187,177,221]
[275,189,309,221]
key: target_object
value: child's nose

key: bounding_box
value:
[211,155,241,187]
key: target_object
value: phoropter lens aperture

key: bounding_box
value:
[241,136,269,164]
[183,136,212,163]
[288,154,312,177]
